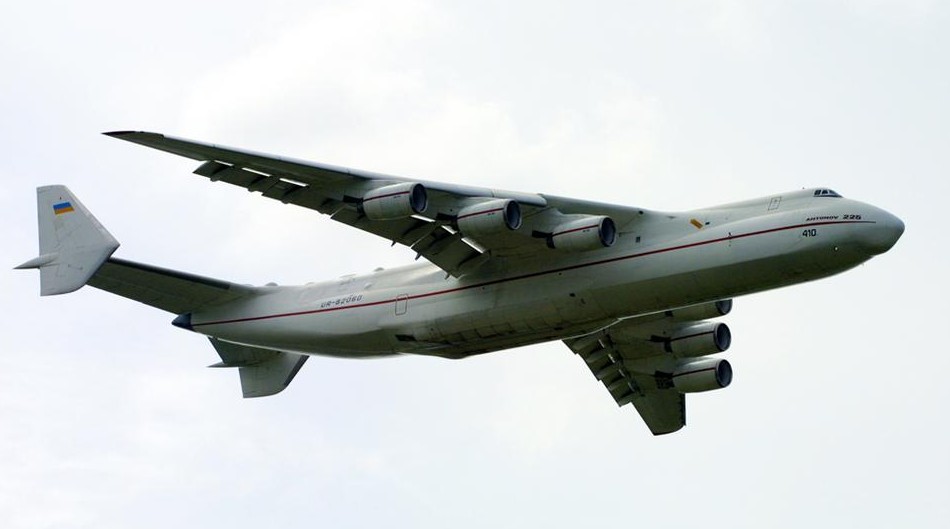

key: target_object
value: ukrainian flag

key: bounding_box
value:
[53,201,74,215]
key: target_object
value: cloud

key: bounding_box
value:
[177,0,663,196]
[177,0,439,146]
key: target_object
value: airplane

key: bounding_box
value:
[17,131,905,435]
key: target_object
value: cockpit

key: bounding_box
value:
[813,188,843,198]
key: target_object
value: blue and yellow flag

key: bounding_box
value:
[53,201,74,215]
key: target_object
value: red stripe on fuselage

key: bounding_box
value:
[192,219,875,328]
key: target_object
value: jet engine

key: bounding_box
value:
[668,299,733,321]
[671,357,732,393]
[457,199,522,236]
[547,216,616,252]
[666,322,731,356]
[361,183,427,220]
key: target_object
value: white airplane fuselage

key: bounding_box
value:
[182,189,904,359]
[19,131,906,432]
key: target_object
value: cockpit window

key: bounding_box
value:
[814,188,842,198]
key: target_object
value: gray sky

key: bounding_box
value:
[2,1,947,528]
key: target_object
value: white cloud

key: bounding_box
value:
[178,0,439,145]
[703,0,776,54]
[840,0,938,22]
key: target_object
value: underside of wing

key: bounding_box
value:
[564,300,734,435]
[631,392,686,435]
[106,131,657,276]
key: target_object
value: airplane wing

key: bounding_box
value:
[106,131,653,276]
[565,321,686,435]
[564,301,733,435]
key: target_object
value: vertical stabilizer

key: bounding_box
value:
[16,186,120,295]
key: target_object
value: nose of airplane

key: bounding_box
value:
[863,210,905,255]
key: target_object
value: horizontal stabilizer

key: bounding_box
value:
[18,186,119,295]
[208,338,308,398]
[89,257,254,314]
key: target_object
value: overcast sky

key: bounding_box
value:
[1,1,947,528]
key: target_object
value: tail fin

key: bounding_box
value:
[16,186,120,295]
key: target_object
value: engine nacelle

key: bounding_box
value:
[668,299,733,321]
[457,199,522,236]
[672,358,732,393]
[667,322,731,357]
[361,183,427,220]
[548,216,616,252]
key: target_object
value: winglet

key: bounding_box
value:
[17,186,120,295]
